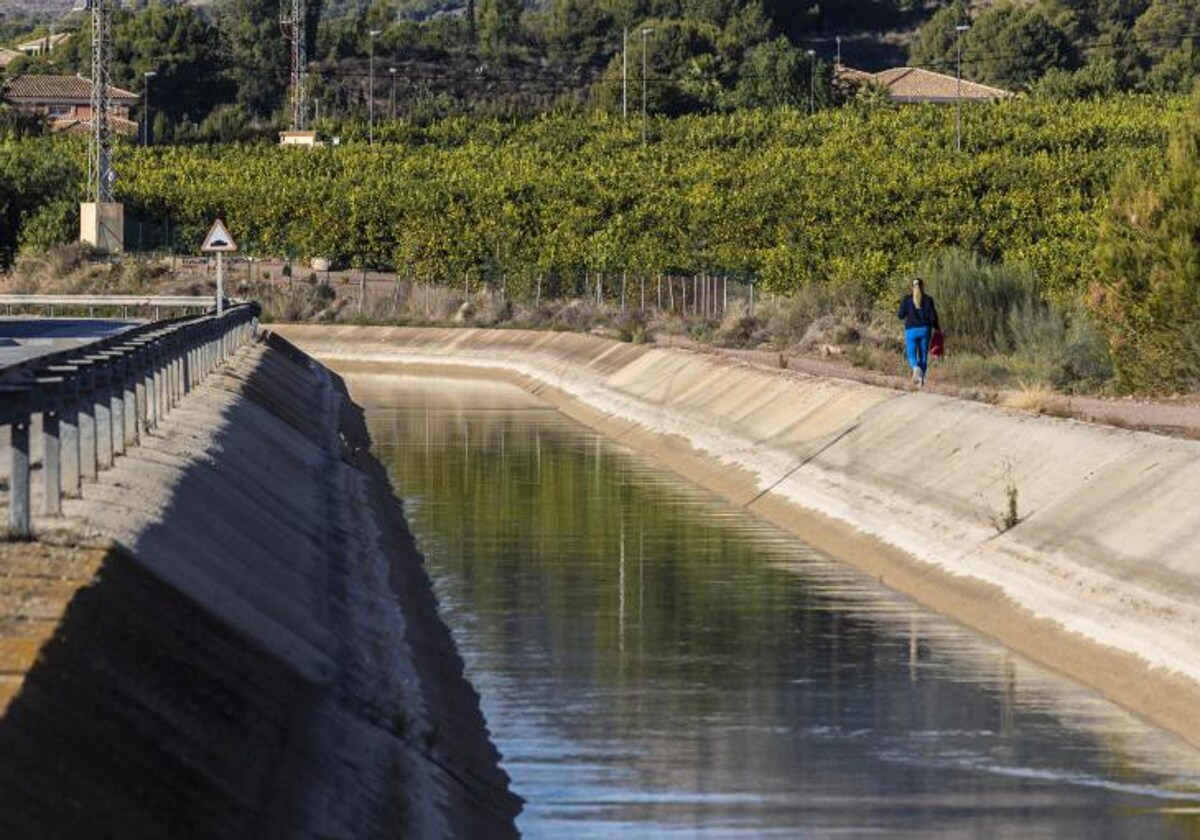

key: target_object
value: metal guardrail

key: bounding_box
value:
[0,302,261,539]
[0,295,230,319]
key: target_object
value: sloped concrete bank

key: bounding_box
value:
[0,332,520,838]
[277,324,1200,751]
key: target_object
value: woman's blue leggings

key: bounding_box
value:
[905,326,932,374]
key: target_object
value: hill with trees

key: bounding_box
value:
[3,1,1197,138]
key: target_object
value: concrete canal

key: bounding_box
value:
[347,371,1200,837]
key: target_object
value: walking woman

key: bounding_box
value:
[897,277,940,388]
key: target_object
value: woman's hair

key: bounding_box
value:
[912,277,924,308]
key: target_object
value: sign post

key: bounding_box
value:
[201,217,238,315]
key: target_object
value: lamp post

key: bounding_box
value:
[142,69,156,147]
[368,28,381,144]
[641,27,653,144]
[805,49,815,114]
[389,66,397,119]
[955,23,970,152]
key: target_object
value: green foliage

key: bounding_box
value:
[733,38,806,109]
[918,248,1042,355]
[962,4,1076,90]
[213,0,291,119]
[908,1,970,74]
[92,94,1176,304]
[0,103,46,140]
[0,138,83,268]
[1133,0,1200,93]
[1031,58,1121,100]
[48,4,232,129]
[1091,85,1200,392]
[479,0,524,55]
[18,199,78,255]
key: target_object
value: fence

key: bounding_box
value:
[254,270,760,323]
[0,302,261,539]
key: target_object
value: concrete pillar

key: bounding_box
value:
[42,411,61,516]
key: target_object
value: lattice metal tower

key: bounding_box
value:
[282,0,308,130]
[86,0,113,203]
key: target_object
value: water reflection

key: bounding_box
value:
[351,373,1200,839]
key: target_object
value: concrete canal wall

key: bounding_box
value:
[0,332,520,838]
[277,324,1200,751]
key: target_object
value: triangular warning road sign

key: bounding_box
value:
[201,218,238,252]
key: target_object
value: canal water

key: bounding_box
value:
[353,372,1200,838]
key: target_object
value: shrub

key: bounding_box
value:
[1091,86,1200,393]
[613,309,648,343]
[920,248,1041,355]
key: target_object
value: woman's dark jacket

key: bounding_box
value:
[898,295,940,330]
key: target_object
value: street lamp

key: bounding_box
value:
[805,49,816,114]
[142,70,156,147]
[955,23,970,152]
[641,27,653,144]
[368,29,382,144]
[389,66,397,119]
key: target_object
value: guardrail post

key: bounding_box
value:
[145,346,158,430]
[60,390,81,498]
[78,383,97,482]
[124,352,139,447]
[135,347,150,438]
[93,362,114,470]
[110,357,126,458]
[182,338,193,394]
[10,414,32,538]
[159,341,171,416]
[172,336,184,405]
[41,408,61,516]
[166,337,178,409]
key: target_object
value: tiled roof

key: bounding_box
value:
[2,74,139,103]
[54,114,139,138]
[834,64,878,83]
[872,67,1012,102]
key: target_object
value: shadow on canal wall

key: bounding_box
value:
[276,324,1200,752]
[0,332,521,838]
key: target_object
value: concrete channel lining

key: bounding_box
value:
[275,323,1200,751]
[0,333,521,838]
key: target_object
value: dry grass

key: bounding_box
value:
[1000,379,1056,413]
